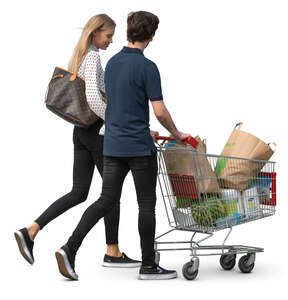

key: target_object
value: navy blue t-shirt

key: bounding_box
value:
[103,46,163,157]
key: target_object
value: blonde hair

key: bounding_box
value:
[68,14,116,74]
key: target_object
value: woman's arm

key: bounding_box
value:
[83,51,107,120]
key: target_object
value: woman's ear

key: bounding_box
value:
[92,30,99,37]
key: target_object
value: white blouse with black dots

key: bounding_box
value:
[77,44,106,135]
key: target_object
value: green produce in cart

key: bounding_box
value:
[176,197,195,208]
[191,196,225,227]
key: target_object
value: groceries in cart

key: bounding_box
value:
[154,123,277,280]
[220,189,243,215]
[190,196,225,227]
[163,136,220,202]
[247,172,274,204]
[215,122,275,191]
[158,122,276,230]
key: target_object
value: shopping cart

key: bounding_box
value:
[154,136,276,280]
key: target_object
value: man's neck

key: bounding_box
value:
[127,41,148,52]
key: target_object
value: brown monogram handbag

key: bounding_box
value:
[45,67,105,128]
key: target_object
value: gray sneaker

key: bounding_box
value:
[14,228,34,265]
[55,244,78,280]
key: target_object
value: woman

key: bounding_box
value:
[14,14,140,269]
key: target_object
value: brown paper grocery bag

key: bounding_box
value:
[163,136,220,196]
[215,122,275,191]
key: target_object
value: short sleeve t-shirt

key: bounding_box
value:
[103,46,163,157]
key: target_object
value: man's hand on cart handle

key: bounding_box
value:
[173,131,191,146]
[150,130,160,142]
[155,134,199,149]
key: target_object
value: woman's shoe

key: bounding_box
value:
[102,252,141,268]
[14,228,34,265]
[55,244,78,280]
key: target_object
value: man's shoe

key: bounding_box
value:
[103,252,141,268]
[55,244,78,280]
[14,228,34,265]
[139,264,177,280]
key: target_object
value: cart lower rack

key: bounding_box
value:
[155,136,276,280]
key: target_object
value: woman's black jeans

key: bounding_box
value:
[67,152,158,266]
[35,120,120,245]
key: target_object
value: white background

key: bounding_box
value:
[1,0,287,299]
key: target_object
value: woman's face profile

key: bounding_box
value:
[93,27,115,50]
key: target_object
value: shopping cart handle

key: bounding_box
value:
[155,135,199,149]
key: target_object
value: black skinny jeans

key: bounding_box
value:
[67,152,158,266]
[35,120,120,245]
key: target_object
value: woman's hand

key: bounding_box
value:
[100,89,107,103]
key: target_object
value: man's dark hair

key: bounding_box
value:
[127,11,159,43]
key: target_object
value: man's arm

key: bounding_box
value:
[151,100,190,144]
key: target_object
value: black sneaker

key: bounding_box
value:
[103,252,141,268]
[139,264,177,280]
[55,244,78,280]
[14,228,34,265]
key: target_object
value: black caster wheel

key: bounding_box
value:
[220,254,236,270]
[238,254,255,273]
[154,252,160,265]
[182,261,199,280]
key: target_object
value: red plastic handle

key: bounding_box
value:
[155,136,199,149]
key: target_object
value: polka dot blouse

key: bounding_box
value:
[77,44,106,135]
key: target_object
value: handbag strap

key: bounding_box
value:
[69,53,87,81]
[69,72,77,81]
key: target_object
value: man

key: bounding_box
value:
[55,11,190,280]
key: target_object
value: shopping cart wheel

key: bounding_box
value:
[220,254,236,271]
[182,261,199,280]
[238,254,255,273]
[154,252,160,265]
